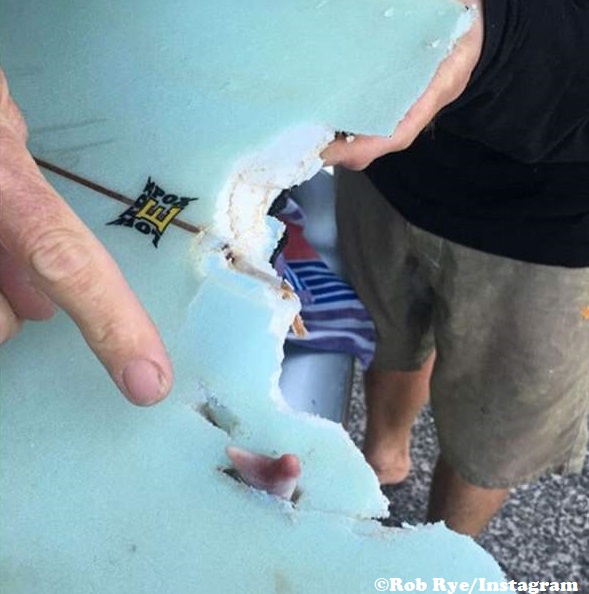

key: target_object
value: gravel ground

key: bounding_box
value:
[346,363,589,588]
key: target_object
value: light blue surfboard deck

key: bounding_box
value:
[0,1,505,592]
[2,0,472,246]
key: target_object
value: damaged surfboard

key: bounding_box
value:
[0,1,505,592]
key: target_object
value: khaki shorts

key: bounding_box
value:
[335,167,589,488]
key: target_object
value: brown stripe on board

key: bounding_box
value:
[34,157,201,235]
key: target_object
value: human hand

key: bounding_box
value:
[0,69,173,405]
[321,0,484,170]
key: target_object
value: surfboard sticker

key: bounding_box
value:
[107,177,199,247]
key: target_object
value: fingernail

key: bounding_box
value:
[121,358,169,406]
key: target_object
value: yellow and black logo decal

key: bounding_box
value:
[107,178,198,247]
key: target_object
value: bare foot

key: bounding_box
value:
[225,446,301,500]
[362,434,412,485]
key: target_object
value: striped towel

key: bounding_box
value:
[275,198,375,370]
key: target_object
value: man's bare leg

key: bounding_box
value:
[362,352,435,484]
[427,456,508,537]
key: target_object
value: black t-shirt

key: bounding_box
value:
[366,0,589,267]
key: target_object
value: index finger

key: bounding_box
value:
[0,118,173,406]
